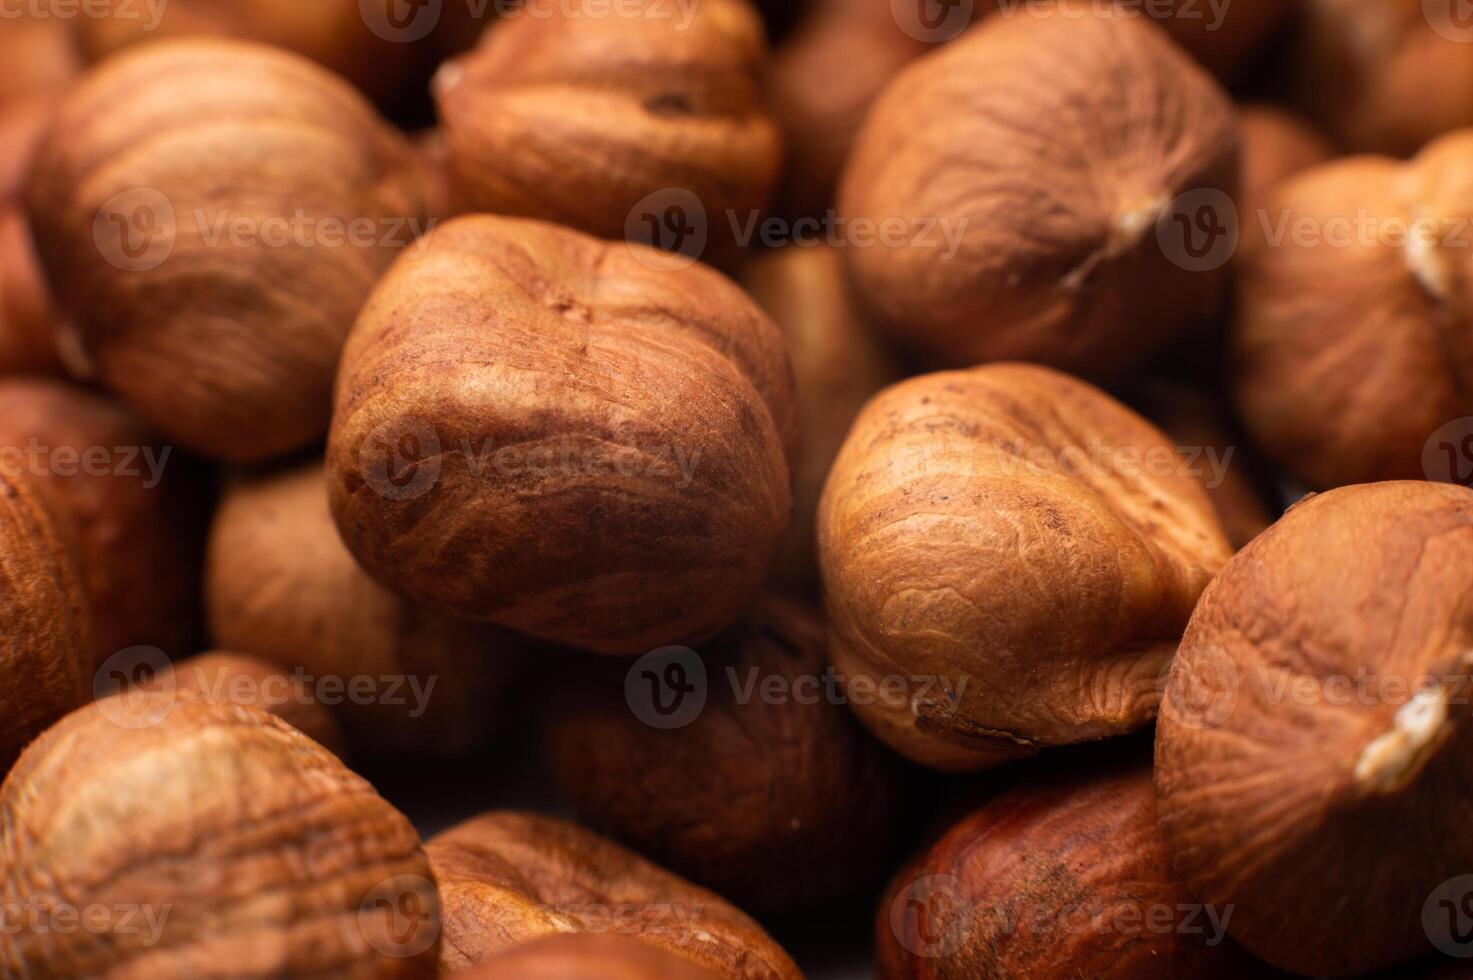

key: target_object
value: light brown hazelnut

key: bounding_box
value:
[432,0,780,251]
[1236,104,1336,243]
[0,469,91,772]
[26,39,432,463]
[0,691,440,977]
[0,12,80,106]
[547,596,913,913]
[1155,481,1473,976]
[1233,130,1473,489]
[741,243,901,590]
[450,934,725,980]
[207,461,526,759]
[0,378,209,663]
[326,215,796,655]
[818,363,1232,771]
[878,762,1266,979]
[426,811,802,979]
[840,7,1236,380]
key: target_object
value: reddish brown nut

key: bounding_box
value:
[207,461,525,759]
[1233,130,1473,489]
[1236,104,1336,244]
[26,39,432,463]
[547,596,912,913]
[432,0,780,250]
[0,379,209,663]
[879,763,1264,979]
[327,215,796,655]
[0,97,65,378]
[741,244,901,590]
[450,934,725,980]
[818,363,1232,771]
[839,7,1236,380]
[0,12,80,106]
[1155,482,1473,976]
[0,470,91,772]
[0,691,441,977]
[426,811,801,979]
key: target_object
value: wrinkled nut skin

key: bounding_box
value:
[0,691,440,978]
[1155,482,1473,977]
[818,363,1232,771]
[878,764,1263,980]
[327,215,796,655]
[0,379,209,663]
[450,934,725,980]
[742,244,900,591]
[0,470,91,773]
[26,39,431,463]
[426,811,802,980]
[1233,131,1473,490]
[1236,105,1335,247]
[207,461,525,759]
[839,8,1236,381]
[547,596,913,913]
[433,0,780,250]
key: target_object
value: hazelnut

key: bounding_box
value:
[839,7,1236,380]
[879,762,1263,979]
[547,596,913,913]
[432,0,780,251]
[818,363,1232,771]
[326,215,796,655]
[426,810,801,979]
[207,461,526,759]
[26,39,432,463]
[0,469,91,772]
[0,98,64,377]
[1155,481,1473,976]
[0,691,440,977]
[0,12,80,106]
[0,378,210,662]
[1236,104,1335,244]
[741,243,901,590]
[1233,129,1473,489]
[450,934,724,980]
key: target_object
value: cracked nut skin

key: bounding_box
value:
[1155,482,1473,977]
[208,461,526,759]
[878,763,1264,980]
[0,690,440,978]
[451,934,725,980]
[839,7,1236,381]
[0,379,210,664]
[433,0,780,251]
[818,363,1232,771]
[26,39,431,464]
[1233,130,1473,490]
[327,215,795,655]
[547,595,913,913]
[426,811,802,980]
[0,470,91,773]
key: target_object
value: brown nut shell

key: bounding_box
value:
[327,215,796,655]
[1236,104,1336,244]
[0,691,440,978]
[450,933,725,980]
[433,0,780,250]
[1155,481,1473,976]
[818,363,1232,771]
[0,12,80,105]
[0,208,61,378]
[547,595,912,913]
[26,39,431,463]
[426,811,802,980]
[839,7,1236,380]
[207,461,525,759]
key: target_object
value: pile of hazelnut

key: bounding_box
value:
[2,2,1472,978]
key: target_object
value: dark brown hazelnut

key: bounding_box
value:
[450,934,725,980]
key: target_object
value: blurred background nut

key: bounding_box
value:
[26,39,433,463]
[206,461,526,760]
[1156,482,1473,976]
[0,96,66,378]
[818,364,1232,771]
[1234,130,1473,490]
[0,10,81,106]
[547,596,914,914]
[451,934,725,980]
[0,691,440,977]
[433,0,780,253]
[0,470,91,773]
[1235,104,1336,248]
[327,215,796,655]
[839,7,1237,380]
[426,811,802,979]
